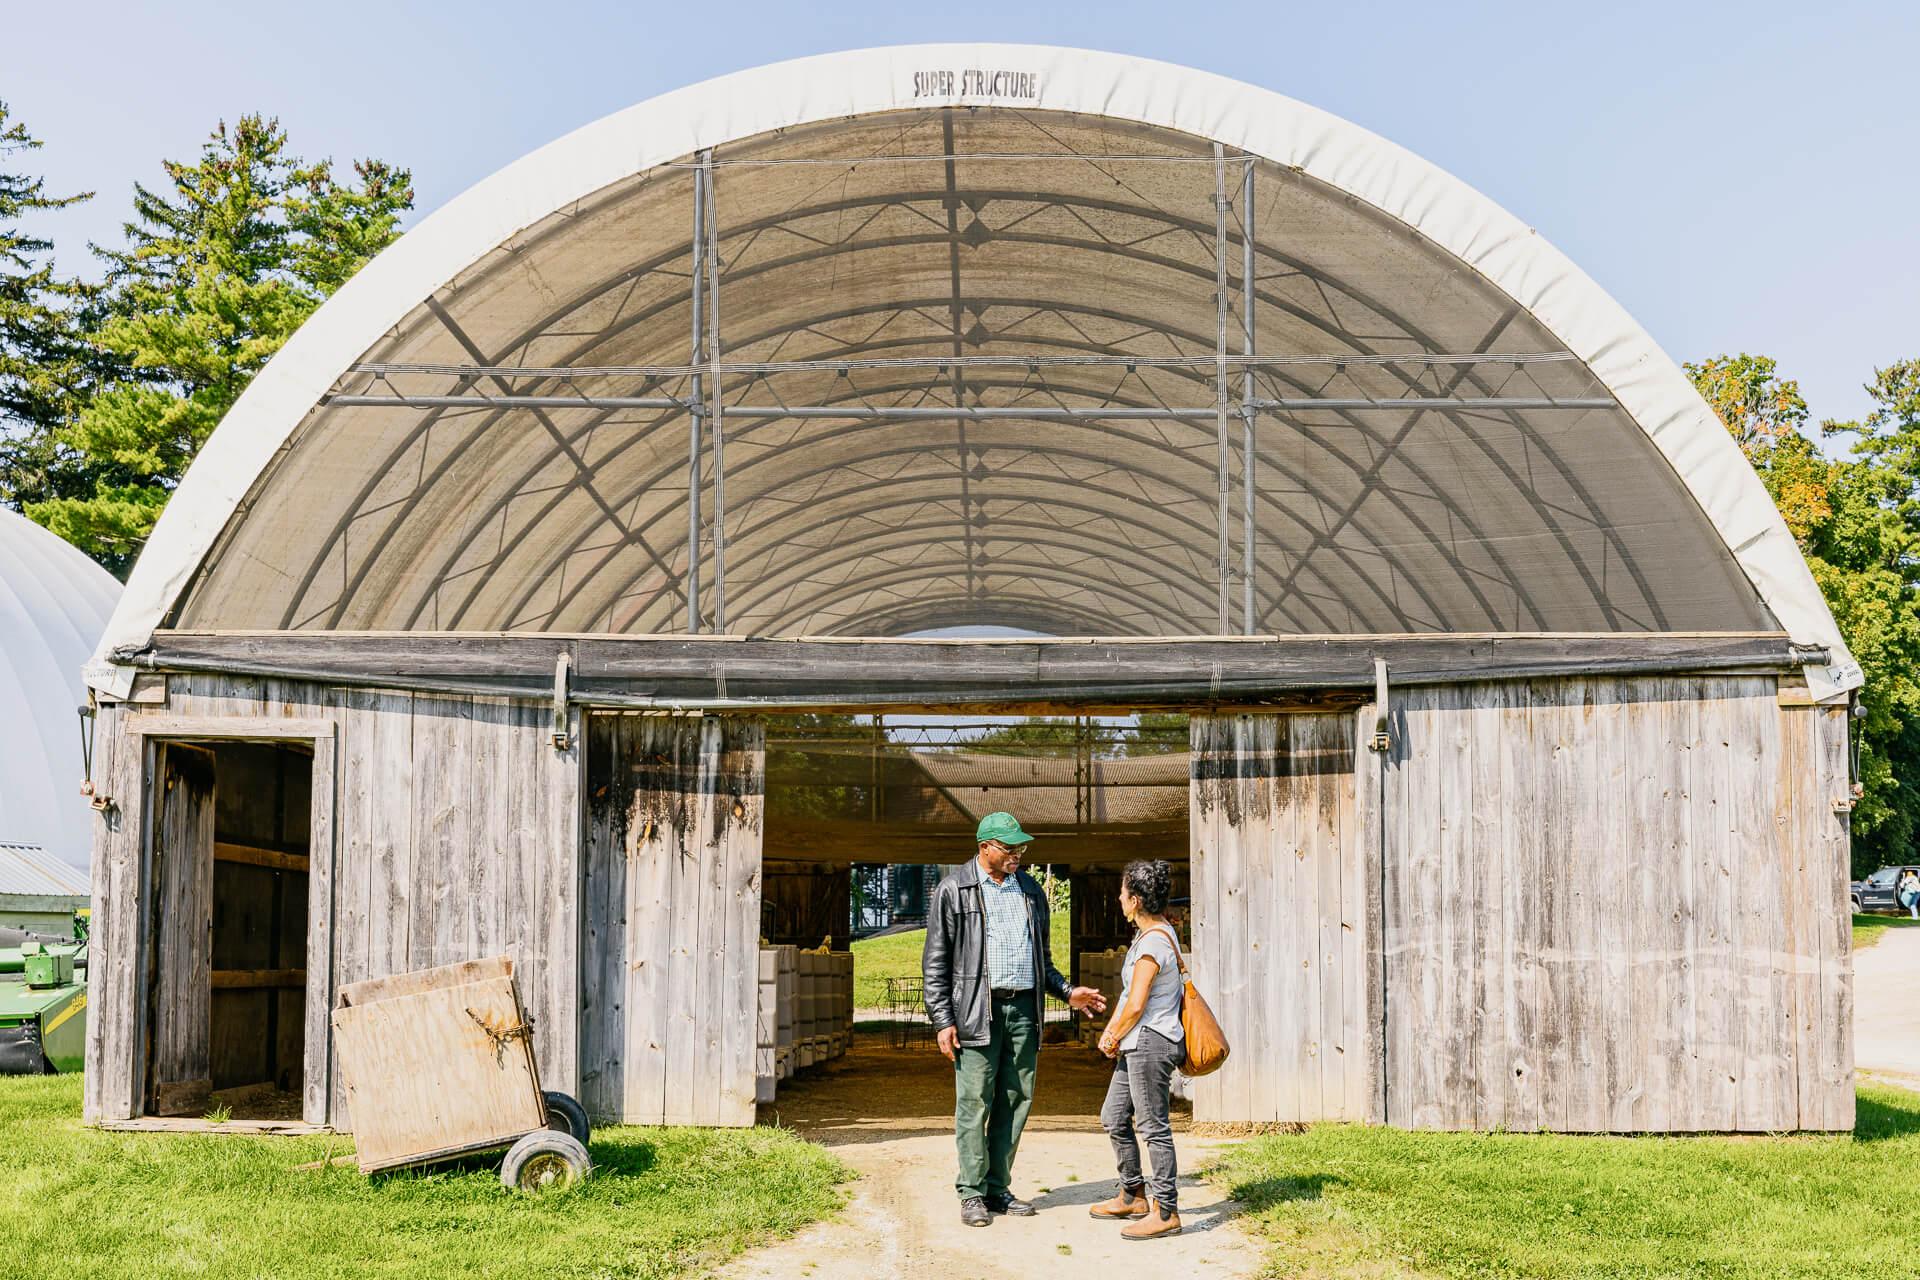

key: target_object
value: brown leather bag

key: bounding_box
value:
[1147,925,1230,1077]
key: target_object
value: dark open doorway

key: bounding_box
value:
[147,739,314,1118]
[755,713,1191,1126]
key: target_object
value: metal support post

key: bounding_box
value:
[1211,143,1233,635]
[685,153,708,632]
[704,148,728,632]
[1240,159,1257,636]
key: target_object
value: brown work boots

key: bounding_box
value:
[1089,1185,1184,1238]
[1088,1184,1149,1219]
[1120,1203,1183,1240]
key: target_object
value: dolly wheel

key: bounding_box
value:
[500,1130,591,1193]
[542,1090,591,1146]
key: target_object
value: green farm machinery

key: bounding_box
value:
[0,919,88,1074]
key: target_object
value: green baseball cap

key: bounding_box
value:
[975,811,1034,846]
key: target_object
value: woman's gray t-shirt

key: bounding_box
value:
[1118,925,1184,1051]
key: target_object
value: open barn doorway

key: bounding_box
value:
[145,739,314,1119]
[754,713,1191,1137]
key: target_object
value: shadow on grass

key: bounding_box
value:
[588,1137,658,1177]
[1853,1092,1920,1143]
[366,1136,658,1183]
[1224,1172,1343,1210]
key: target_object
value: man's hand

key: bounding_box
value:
[936,1025,959,1061]
[1067,986,1107,1015]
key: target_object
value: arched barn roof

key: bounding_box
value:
[2,509,121,872]
[88,44,1860,700]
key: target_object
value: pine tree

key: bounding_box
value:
[26,114,412,572]
[0,101,111,518]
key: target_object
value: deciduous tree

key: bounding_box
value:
[1692,355,1920,873]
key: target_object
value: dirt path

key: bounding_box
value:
[720,1037,1263,1279]
[1856,923,1920,1093]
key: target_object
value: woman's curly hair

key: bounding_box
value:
[1122,859,1173,916]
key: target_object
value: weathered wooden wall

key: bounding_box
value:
[1368,676,1853,1132]
[83,675,581,1128]
[581,714,764,1127]
[1189,712,1370,1124]
[1189,676,1854,1133]
[86,668,1852,1134]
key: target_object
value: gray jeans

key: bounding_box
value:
[1100,1027,1184,1210]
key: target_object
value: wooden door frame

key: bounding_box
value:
[127,716,338,1125]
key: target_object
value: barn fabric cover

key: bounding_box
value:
[0,509,120,872]
[85,45,1861,700]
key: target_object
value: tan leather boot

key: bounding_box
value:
[1088,1183,1149,1219]
[1120,1201,1183,1240]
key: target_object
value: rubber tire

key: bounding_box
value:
[1851,895,1863,914]
[542,1090,591,1146]
[500,1129,592,1193]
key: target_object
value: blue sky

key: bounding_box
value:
[6,0,1915,425]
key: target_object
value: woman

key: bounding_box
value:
[1090,859,1185,1240]
[1899,868,1920,921]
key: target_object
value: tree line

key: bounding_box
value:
[2,100,1916,874]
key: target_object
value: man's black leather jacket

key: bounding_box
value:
[921,856,1073,1046]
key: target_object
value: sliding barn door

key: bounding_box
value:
[582,715,764,1126]
[1189,712,1368,1123]
[148,742,216,1115]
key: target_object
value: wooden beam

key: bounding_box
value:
[211,968,307,990]
[213,842,310,873]
[124,631,1808,710]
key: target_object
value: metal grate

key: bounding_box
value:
[884,976,934,1051]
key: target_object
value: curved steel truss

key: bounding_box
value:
[170,108,1777,640]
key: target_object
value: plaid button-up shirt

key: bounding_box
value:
[979,870,1035,990]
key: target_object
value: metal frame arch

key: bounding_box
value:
[503,435,1416,637]
[668,495,1340,635]
[94,45,1851,695]
[482,390,1468,636]
[750,558,1197,636]
[403,346,1550,640]
[301,186,1609,633]
[692,526,1228,634]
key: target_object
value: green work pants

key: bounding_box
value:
[953,991,1040,1200]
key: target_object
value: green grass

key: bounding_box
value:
[0,1074,847,1280]
[1853,911,1920,950]
[1212,1084,1920,1280]
[852,907,1070,1009]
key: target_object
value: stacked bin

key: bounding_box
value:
[755,946,855,1103]
[1076,948,1126,1050]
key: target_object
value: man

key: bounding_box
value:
[922,811,1107,1227]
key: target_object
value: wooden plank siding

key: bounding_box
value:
[1194,675,1850,1133]
[1366,676,1853,1132]
[82,674,581,1129]
[86,669,1849,1133]
[1189,711,1367,1124]
[580,714,765,1127]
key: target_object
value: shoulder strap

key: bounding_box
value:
[1142,922,1187,977]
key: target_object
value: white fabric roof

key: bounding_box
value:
[87,44,1860,699]
[1,509,120,872]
